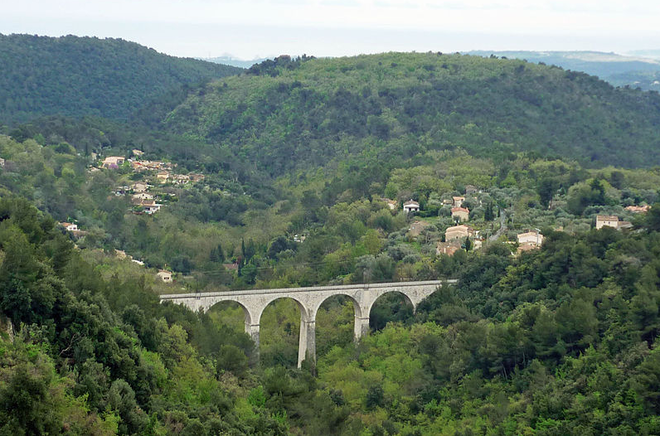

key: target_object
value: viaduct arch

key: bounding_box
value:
[160,280,456,368]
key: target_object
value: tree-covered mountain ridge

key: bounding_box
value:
[0,34,242,125]
[164,52,660,173]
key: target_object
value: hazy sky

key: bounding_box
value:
[2,0,660,59]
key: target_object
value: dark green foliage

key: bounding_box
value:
[369,293,414,330]
[247,54,315,77]
[0,199,69,326]
[0,34,242,125]
[215,344,249,377]
[267,236,295,259]
[538,178,559,208]
[484,202,495,221]
[0,197,279,435]
[171,254,194,274]
[0,360,60,435]
[209,243,225,263]
[647,204,660,232]
[167,53,660,172]
[365,385,384,410]
[107,380,148,434]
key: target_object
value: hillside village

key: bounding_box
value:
[59,150,208,280]
[95,151,206,217]
[22,136,647,291]
[61,159,655,286]
[0,123,640,293]
[392,181,651,260]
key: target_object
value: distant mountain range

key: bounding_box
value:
[0,34,243,125]
[203,56,269,69]
[625,49,660,60]
[467,50,660,90]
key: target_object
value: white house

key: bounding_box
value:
[403,200,420,213]
[451,207,470,222]
[142,201,161,214]
[445,224,472,241]
[596,215,619,230]
[452,196,465,207]
[517,231,544,246]
[156,171,170,183]
[132,192,154,201]
[157,270,172,282]
[60,222,78,232]
[132,182,149,193]
[102,156,125,169]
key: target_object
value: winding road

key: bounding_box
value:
[489,208,508,242]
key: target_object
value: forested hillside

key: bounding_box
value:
[4,178,660,434]
[5,47,660,434]
[165,52,660,171]
[0,34,242,125]
[0,197,283,435]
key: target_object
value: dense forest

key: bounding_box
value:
[0,34,242,125]
[165,53,660,171]
[3,44,660,434]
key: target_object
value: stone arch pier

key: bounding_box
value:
[160,280,456,367]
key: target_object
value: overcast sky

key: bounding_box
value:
[2,0,660,60]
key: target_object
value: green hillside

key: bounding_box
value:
[0,34,242,125]
[165,52,660,172]
[7,48,660,435]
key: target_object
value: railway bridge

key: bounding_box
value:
[160,279,456,367]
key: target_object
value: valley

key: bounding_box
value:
[2,37,660,435]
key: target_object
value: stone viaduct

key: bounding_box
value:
[160,279,456,368]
